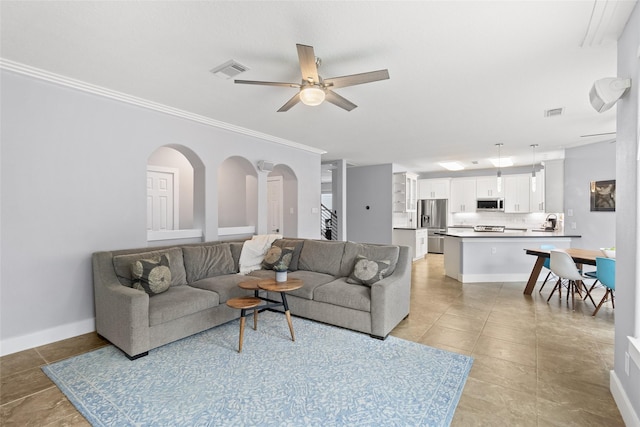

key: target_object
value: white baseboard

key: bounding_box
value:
[1,318,96,357]
[610,370,640,427]
[459,273,530,283]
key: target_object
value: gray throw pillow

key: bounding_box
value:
[262,246,294,271]
[113,248,187,287]
[131,254,172,296]
[346,255,390,286]
[182,243,236,283]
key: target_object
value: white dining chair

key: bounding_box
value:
[547,250,596,309]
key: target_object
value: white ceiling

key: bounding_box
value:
[1,1,636,173]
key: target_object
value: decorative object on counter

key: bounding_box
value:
[590,180,615,211]
[544,214,557,230]
[530,144,538,192]
[473,225,505,232]
[601,247,616,258]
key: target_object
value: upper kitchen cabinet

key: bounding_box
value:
[450,178,476,213]
[529,170,545,213]
[418,178,450,199]
[393,172,418,213]
[504,174,531,213]
[476,176,503,198]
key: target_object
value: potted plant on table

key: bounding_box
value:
[274,260,288,282]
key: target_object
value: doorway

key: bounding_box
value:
[147,166,179,231]
[267,175,283,234]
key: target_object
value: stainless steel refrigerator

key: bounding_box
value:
[418,199,448,253]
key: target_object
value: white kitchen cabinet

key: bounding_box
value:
[529,170,545,212]
[504,174,531,213]
[476,176,503,198]
[418,179,450,199]
[450,178,476,213]
[416,229,428,259]
[393,172,418,213]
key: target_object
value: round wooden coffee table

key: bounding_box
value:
[257,278,303,342]
[226,296,262,353]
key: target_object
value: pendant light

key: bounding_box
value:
[530,144,538,192]
[495,143,503,193]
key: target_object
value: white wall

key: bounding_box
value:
[0,70,321,355]
[346,164,393,244]
[563,140,616,250]
[613,3,640,423]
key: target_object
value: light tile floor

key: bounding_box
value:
[0,254,623,426]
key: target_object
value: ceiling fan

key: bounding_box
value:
[235,44,389,112]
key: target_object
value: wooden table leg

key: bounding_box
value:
[280,292,295,342]
[524,257,545,295]
[253,309,258,330]
[238,314,246,353]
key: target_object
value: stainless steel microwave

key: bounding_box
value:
[476,198,504,211]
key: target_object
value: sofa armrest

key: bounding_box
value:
[92,251,150,356]
[369,245,411,337]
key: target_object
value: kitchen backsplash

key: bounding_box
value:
[451,211,564,230]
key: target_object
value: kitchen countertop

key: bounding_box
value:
[438,228,581,238]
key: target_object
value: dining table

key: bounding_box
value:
[523,247,604,295]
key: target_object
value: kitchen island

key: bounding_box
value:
[437,228,582,283]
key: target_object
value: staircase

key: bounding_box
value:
[321,204,338,240]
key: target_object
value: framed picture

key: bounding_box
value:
[590,180,616,212]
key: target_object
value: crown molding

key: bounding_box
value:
[0,58,326,155]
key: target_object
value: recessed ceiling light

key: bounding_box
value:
[439,161,465,171]
[489,158,513,167]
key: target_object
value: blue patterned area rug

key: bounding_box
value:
[43,311,472,426]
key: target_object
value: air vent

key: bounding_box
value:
[210,60,250,79]
[544,108,564,117]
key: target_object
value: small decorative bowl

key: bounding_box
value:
[600,248,616,258]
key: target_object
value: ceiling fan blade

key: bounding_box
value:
[277,92,301,112]
[325,90,357,111]
[324,69,390,89]
[296,44,319,83]
[235,79,300,88]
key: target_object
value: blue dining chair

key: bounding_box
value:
[592,257,615,316]
[538,244,556,293]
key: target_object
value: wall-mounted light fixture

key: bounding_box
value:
[530,144,538,192]
[589,77,631,113]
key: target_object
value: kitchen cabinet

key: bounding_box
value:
[476,176,503,198]
[418,179,450,199]
[450,178,476,213]
[529,170,545,212]
[416,229,428,259]
[504,174,531,213]
[393,172,418,213]
[392,228,427,261]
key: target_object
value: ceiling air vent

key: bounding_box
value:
[210,60,249,79]
[544,108,564,117]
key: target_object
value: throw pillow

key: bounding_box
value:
[131,254,172,296]
[346,255,390,286]
[262,246,294,271]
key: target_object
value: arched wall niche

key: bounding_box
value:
[269,164,298,237]
[218,156,258,229]
[147,145,205,233]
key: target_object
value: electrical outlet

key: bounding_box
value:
[568,209,573,216]
[289,207,294,214]
[625,352,630,375]
[491,247,497,254]
[571,222,577,230]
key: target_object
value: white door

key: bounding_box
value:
[267,176,283,234]
[147,166,179,231]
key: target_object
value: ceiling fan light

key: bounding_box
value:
[300,86,325,106]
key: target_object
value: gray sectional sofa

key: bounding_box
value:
[92,238,411,359]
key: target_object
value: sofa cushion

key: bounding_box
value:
[298,240,346,276]
[182,243,236,283]
[131,254,172,296]
[148,285,219,327]
[284,270,335,299]
[229,242,244,273]
[340,242,400,278]
[247,269,276,280]
[189,274,258,303]
[113,247,187,287]
[346,255,390,286]
[262,246,294,271]
[313,278,371,312]
[272,239,304,271]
